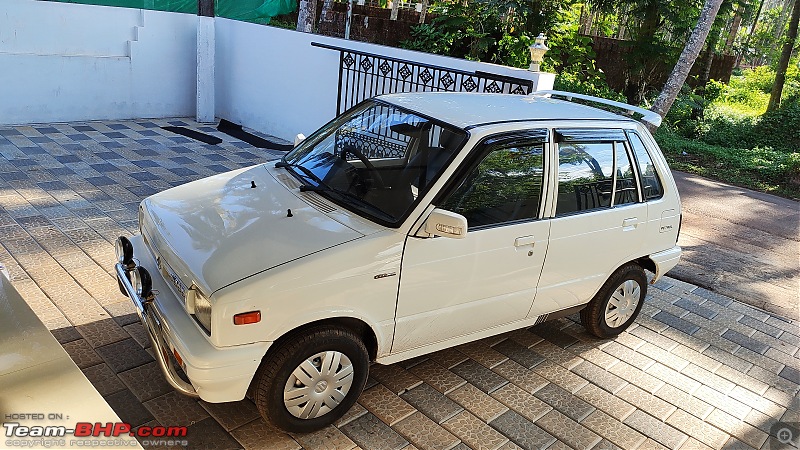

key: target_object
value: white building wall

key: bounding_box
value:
[0,0,197,125]
[215,18,554,141]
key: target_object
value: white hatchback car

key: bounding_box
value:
[115,91,681,433]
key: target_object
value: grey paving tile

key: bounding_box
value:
[184,417,243,450]
[533,383,595,421]
[446,384,508,423]
[63,338,103,369]
[492,338,545,369]
[200,400,260,432]
[407,360,466,395]
[490,383,552,423]
[623,409,687,449]
[535,410,601,450]
[779,365,800,383]
[81,363,126,396]
[491,360,548,395]
[653,311,701,335]
[531,322,579,348]
[400,383,463,424]
[723,329,770,354]
[571,360,627,394]
[451,359,508,394]
[490,410,555,450]
[104,388,154,427]
[95,338,154,373]
[118,361,173,403]
[230,418,300,450]
[340,412,408,450]
[392,411,459,450]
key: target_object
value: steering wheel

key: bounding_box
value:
[341,145,386,189]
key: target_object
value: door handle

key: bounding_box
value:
[514,235,536,247]
[622,217,638,230]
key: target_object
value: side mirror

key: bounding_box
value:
[294,133,306,147]
[423,208,468,239]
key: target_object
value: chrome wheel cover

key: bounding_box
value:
[604,279,641,328]
[283,351,354,419]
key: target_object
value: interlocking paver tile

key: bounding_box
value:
[705,408,768,449]
[623,410,687,449]
[580,409,646,449]
[723,329,770,354]
[490,410,555,450]
[370,363,423,395]
[407,359,466,395]
[358,384,416,426]
[665,409,729,448]
[571,360,627,394]
[340,412,408,450]
[81,363,125,396]
[490,383,551,423]
[401,383,463,424]
[118,361,173,402]
[492,338,546,369]
[451,359,508,394]
[531,339,581,367]
[144,391,210,426]
[63,338,103,368]
[335,402,368,428]
[617,384,677,421]
[231,418,300,450]
[456,341,509,369]
[532,360,589,393]
[104,389,155,427]
[443,410,509,450]
[95,338,154,373]
[533,383,594,421]
[185,417,243,450]
[446,384,508,423]
[535,409,601,450]
[575,384,636,422]
[393,411,459,450]
[428,348,469,369]
[491,360,548,394]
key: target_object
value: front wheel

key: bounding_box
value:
[581,263,647,338]
[251,326,369,433]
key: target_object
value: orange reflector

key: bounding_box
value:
[234,311,261,325]
[173,348,183,367]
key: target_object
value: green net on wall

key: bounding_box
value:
[46,0,297,24]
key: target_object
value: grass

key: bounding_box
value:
[655,129,800,200]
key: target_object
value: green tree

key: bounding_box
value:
[768,0,800,111]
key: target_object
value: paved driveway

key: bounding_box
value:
[0,118,798,450]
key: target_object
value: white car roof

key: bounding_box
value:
[378,92,630,129]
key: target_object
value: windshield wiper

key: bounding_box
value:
[275,160,330,191]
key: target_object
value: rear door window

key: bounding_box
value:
[627,131,664,201]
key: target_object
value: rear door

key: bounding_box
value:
[531,128,647,316]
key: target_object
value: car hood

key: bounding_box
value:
[140,164,364,295]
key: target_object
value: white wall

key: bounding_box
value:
[0,0,197,125]
[215,19,554,141]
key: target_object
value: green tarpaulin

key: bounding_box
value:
[47,0,297,24]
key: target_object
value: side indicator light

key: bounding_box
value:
[234,311,261,325]
[173,348,183,368]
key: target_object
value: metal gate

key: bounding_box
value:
[312,42,534,115]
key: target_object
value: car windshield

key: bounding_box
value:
[281,100,468,226]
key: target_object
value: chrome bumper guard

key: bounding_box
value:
[115,263,200,398]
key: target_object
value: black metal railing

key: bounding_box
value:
[312,42,534,115]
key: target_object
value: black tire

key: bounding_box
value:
[251,326,369,433]
[581,263,647,338]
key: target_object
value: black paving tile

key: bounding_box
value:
[104,132,126,139]
[56,155,81,164]
[86,176,116,187]
[492,339,546,369]
[101,141,124,149]
[35,127,59,134]
[451,360,508,394]
[73,125,96,132]
[738,315,783,338]
[341,412,409,450]
[68,134,92,141]
[673,297,718,319]
[533,383,594,421]
[133,159,159,168]
[48,167,75,176]
[490,410,554,450]
[532,323,579,348]
[104,389,154,427]
[94,151,122,160]
[170,167,197,177]
[653,311,700,335]
[137,129,159,136]
[779,365,800,383]
[183,418,241,450]
[401,383,463,423]
[204,153,228,162]
[95,338,154,373]
[130,172,159,182]
[90,163,120,173]
[721,329,769,354]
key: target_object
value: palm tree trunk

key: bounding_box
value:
[767,0,800,112]
[723,9,741,54]
[297,0,317,32]
[649,0,725,130]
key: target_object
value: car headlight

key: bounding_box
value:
[129,266,153,299]
[115,236,134,266]
[193,291,212,334]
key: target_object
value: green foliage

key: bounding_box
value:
[553,72,626,102]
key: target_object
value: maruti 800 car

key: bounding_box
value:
[114,91,681,432]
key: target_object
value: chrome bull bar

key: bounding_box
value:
[115,263,200,398]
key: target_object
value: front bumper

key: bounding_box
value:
[115,235,270,403]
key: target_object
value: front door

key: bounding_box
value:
[393,132,551,354]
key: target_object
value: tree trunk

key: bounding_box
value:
[700,25,723,88]
[649,0,725,131]
[319,0,334,24]
[767,0,800,112]
[419,0,429,23]
[739,0,764,67]
[297,0,317,32]
[390,0,399,20]
[723,10,741,54]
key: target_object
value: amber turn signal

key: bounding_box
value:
[233,311,261,325]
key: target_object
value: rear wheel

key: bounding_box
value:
[581,263,647,338]
[251,326,369,433]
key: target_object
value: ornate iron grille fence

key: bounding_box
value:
[312,42,534,115]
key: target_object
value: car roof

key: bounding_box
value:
[378,92,631,129]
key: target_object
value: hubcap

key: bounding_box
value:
[283,351,354,419]
[604,279,641,328]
